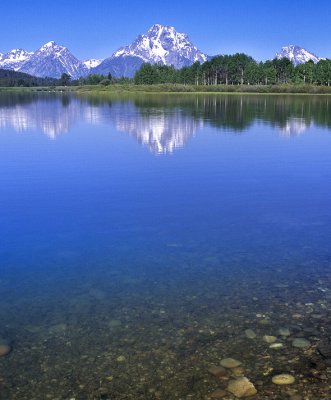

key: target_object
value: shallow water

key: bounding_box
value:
[0,92,331,399]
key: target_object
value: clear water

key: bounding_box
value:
[0,92,331,399]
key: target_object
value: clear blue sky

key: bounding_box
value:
[1,0,331,61]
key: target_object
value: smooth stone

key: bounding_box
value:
[269,343,284,349]
[209,388,227,398]
[263,335,277,344]
[233,366,245,377]
[227,377,257,398]
[208,365,227,377]
[318,340,331,358]
[272,374,295,385]
[278,327,290,336]
[108,319,122,328]
[220,358,242,369]
[245,329,256,339]
[292,338,310,348]
[0,344,11,357]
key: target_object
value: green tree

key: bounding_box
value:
[315,59,331,86]
[134,63,159,84]
[60,73,71,86]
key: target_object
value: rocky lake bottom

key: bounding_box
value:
[1,250,331,400]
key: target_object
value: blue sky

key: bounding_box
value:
[1,0,331,61]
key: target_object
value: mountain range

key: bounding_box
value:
[0,24,325,79]
[276,45,320,65]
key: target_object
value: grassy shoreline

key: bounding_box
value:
[2,83,331,94]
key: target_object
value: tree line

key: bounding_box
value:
[2,54,331,88]
[0,69,58,87]
[134,55,331,86]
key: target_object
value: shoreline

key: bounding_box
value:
[2,84,331,95]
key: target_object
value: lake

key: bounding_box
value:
[0,92,331,399]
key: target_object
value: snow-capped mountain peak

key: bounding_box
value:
[0,48,34,71]
[113,24,207,66]
[19,41,88,79]
[38,41,67,56]
[276,45,320,65]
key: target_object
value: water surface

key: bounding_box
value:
[0,92,331,399]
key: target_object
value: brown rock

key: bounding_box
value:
[208,365,227,377]
[209,388,227,398]
[233,367,245,377]
[220,358,242,368]
[227,377,257,398]
[0,344,11,357]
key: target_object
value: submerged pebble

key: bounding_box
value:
[209,388,227,398]
[263,335,277,344]
[272,374,295,385]
[318,340,331,358]
[269,343,284,349]
[233,366,245,377]
[208,365,227,377]
[108,319,122,328]
[220,358,242,369]
[244,329,256,339]
[227,377,257,398]
[0,344,11,357]
[292,338,311,348]
[278,327,290,336]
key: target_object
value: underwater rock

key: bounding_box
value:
[0,344,11,357]
[108,319,122,328]
[227,377,257,398]
[233,366,245,377]
[269,343,284,349]
[208,365,227,377]
[292,338,310,348]
[318,340,331,358]
[272,374,295,385]
[278,327,290,336]
[209,388,227,398]
[220,358,242,369]
[263,335,277,344]
[244,329,256,339]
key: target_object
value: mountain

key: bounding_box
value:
[276,45,320,65]
[0,49,34,71]
[93,24,208,78]
[83,59,103,69]
[19,41,88,79]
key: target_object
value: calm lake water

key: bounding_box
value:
[0,92,331,399]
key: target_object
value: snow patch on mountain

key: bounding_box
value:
[276,45,320,65]
[83,59,103,69]
[0,49,34,71]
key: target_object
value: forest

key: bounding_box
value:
[133,54,331,86]
[0,69,58,87]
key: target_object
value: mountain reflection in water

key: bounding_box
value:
[0,93,330,152]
